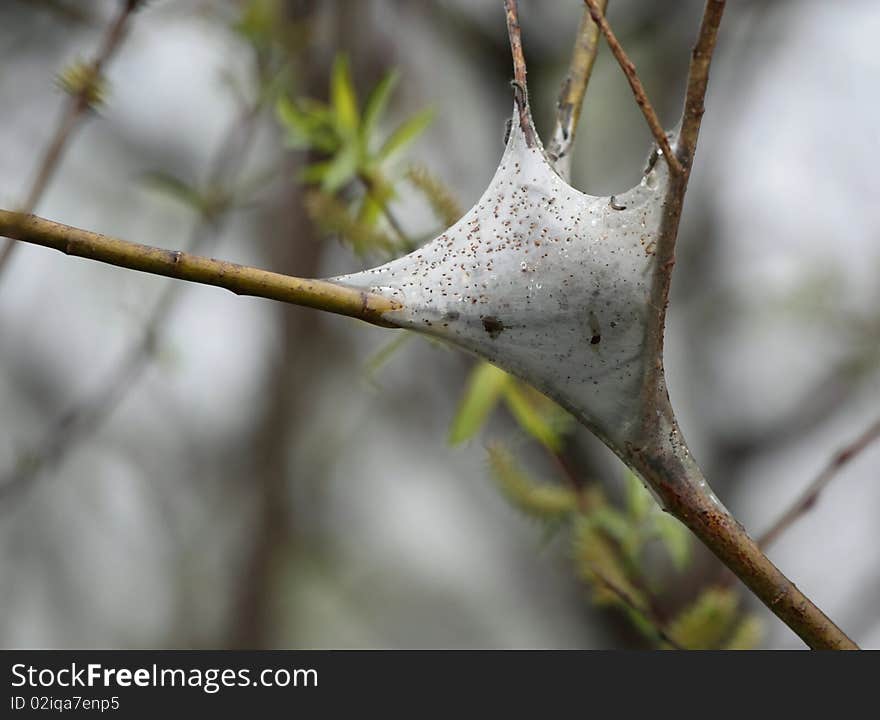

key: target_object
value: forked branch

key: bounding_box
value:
[582,0,682,175]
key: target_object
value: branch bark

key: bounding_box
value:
[546,0,607,178]
[625,0,857,649]
[0,210,400,326]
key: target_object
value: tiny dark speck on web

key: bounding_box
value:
[591,334,601,345]
[482,315,505,339]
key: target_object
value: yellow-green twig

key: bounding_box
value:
[0,210,401,326]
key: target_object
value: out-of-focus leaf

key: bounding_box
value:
[304,190,394,256]
[724,616,764,650]
[584,506,632,545]
[487,444,578,520]
[299,160,333,185]
[139,171,205,212]
[321,142,359,193]
[448,362,509,445]
[652,511,691,572]
[277,97,338,153]
[667,587,739,650]
[573,520,644,608]
[331,55,359,134]
[358,193,383,229]
[378,108,434,162]
[502,382,571,452]
[362,70,399,148]
[625,471,652,522]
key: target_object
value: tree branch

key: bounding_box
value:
[503,0,536,147]
[678,0,727,167]
[611,0,857,649]
[0,0,142,278]
[546,1,607,178]
[758,418,880,549]
[0,210,401,326]
[582,0,682,175]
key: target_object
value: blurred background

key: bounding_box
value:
[0,0,878,649]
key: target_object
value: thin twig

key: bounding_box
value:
[503,0,536,147]
[0,210,400,324]
[0,0,142,277]
[546,0,607,178]
[758,418,880,549]
[582,0,682,175]
[678,0,727,167]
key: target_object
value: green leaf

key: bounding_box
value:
[448,362,509,445]
[321,142,359,193]
[652,512,691,572]
[357,193,383,228]
[584,506,632,545]
[276,97,339,153]
[625,471,652,522]
[487,444,578,520]
[573,520,645,608]
[299,160,334,185]
[331,54,359,134]
[362,70,399,148]
[667,588,739,650]
[378,108,434,162]
[502,382,570,452]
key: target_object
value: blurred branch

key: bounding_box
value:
[678,0,727,167]
[582,0,682,175]
[0,210,400,325]
[546,1,607,178]
[758,418,880,549]
[0,0,143,279]
[0,99,265,501]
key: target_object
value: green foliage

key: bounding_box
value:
[487,444,578,521]
[448,362,508,445]
[56,60,105,108]
[277,55,434,255]
[666,587,762,650]
[449,361,573,450]
[624,471,691,572]
[234,0,306,57]
[502,381,573,452]
[276,56,434,191]
[652,512,691,572]
[303,191,394,256]
[573,518,645,608]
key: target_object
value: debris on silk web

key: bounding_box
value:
[335,105,670,455]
